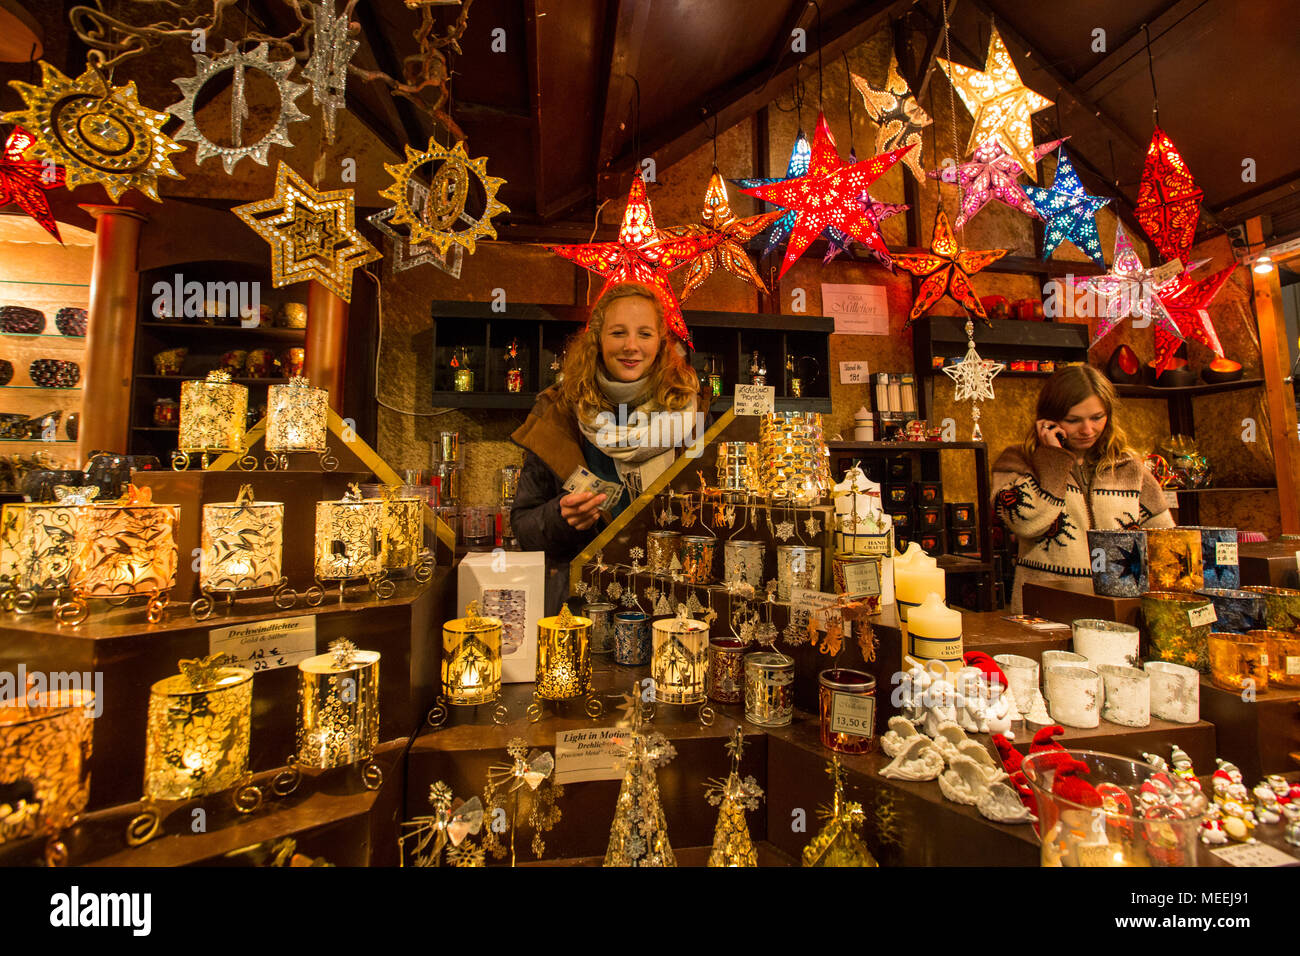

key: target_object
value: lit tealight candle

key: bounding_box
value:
[905,592,963,667]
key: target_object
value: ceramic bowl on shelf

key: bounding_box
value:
[0,306,45,334]
[0,359,11,387]
[1148,359,1196,388]
[54,307,87,337]
[1105,344,1141,384]
[281,347,305,377]
[1,411,61,442]
[28,358,80,388]
[153,347,187,376]
[1201,358,1244,384]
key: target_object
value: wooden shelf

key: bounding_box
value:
[828,440,987,451]
[1172,486,1277,494]
[1115,378,1265,398]
[136,374,289,385]
[139,321,306,341]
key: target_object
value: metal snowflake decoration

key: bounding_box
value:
[804,515,822,537]
[774,521,795,542]
[329,637,357,668]
[302,0,360,145]
[782,621,811,647]
[620,590,638,609]
[629,546,645,563]
[607,581,623,601]
[644,585,660,604]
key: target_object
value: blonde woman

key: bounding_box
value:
[511,282,707,611]
[991,365,1173,612]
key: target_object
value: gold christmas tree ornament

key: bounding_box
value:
[4,61,185,202]
[802,757,879,867]
[705,729,764,867]
[379,137,509,256]
[232,161,382,303]
[605,687,677,867]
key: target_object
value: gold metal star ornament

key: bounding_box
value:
[232,161,381,303]
[4,61,185,202]
[380,138,509,256]
[937,28,1053,180]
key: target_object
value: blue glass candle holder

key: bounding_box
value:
[1088,529,1147,597]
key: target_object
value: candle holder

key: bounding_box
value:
[313,483,391,602]
[1145,528,1204,592]
[744,651,794,727]
[707,636,747,704]
[428,601,509,727]
[585,601,616,654]
[776,544,821,601]
[378,488,434,582]
[58,485,179,625]
[1070,619,1140,670]
[192,484,306,620]
[723,539,765,588]
[680,535,717,585]
[297,639,383,786]
[1196,588,1266,634]
[818,669,876,754]
[451,347,474,392]
[1098,664,1150,727]
[1241,585,1300,632]
[716,442,761,495]
[529,606,600,721]
[1254,629,1300,689]
[1040,650,1086,708]
[1184,526,1239,589]
[647,530,680,576]
[264,376,337,471]
[1207,632,1269,692]
[504,338,523,393]
[0,486,88,614]
[613,610,651,666]
[651,615,711,715]
[1087,529,1148,597]
[758,412,830,503]
[1045,664,1101,729]
[994,653,1045,725]
[1141,591,1214,672]
[1144,660,1200,723]
[173,370,255,471]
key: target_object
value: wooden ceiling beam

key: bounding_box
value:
[351,0,428,149]
[595,0,655,177]
[1073,0,1210,95]
[525,0,546,223]
[913,0,958,100]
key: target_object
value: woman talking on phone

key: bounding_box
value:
[992,365,1173,612]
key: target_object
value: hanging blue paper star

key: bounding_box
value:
[1022,148,1110,267]
[733,130,811,258]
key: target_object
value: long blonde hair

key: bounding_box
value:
[559,282,699,423]
[1023,365,1136,474]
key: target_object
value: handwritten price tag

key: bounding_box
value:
[733,384,775,416]
[209,615,317,673]
[1164,490,1180,509]
[839,361,870,384]
[1215,541,1238,565]
[1211,842,1299,867]
[1188,604,1218,628]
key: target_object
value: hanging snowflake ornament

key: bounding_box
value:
[0,126,64,241]
[621,590,638,609]
[4,61,185,203]
[774,520,795,542]
[1135,126,1204,265]
[1022,147,1110,267]
[893,207,1007,327]
[168,41,309,174]
[302,0,359,145]
[943,319,1004,441]
[851,53,933,181]
[803,515,822,537]
[734,129,812,258]
[606,581,623,601]
[380,137,509,256]
[232,161,381,303]
[928,138,1067,229]
[368,180,466,277]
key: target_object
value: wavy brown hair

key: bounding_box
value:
[1023,365,1136,473]
[559,281,699,424]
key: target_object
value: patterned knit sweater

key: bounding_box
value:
[991,444,1174,612]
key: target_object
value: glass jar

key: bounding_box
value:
[745,651,794,726]
[153,398,179,427]
[818,669,876,754]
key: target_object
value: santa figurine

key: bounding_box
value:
[1200,818,1229,845]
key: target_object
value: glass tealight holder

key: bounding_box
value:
[1256,629,1300,689]
[585,601,616,654]
[265,376,331,470]
[647,530,680,576]
[680,535,716,585]
[1207,632,1269,692]
[379,491,431,579]
[651,617,710,705]
[296,640,381,771]
[0,498,81,609]
[535,606,592,701]
[707,637,746,704]
[745,651,794,727]
[174,369,249,470]
[818,669,876,754]
[614,610,651,666]
[0,688,95,848]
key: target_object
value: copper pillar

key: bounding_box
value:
[79,205,147,457]
[305,280,348,407]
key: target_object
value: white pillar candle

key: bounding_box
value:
[905,592,963,667]
[894,552,945,622]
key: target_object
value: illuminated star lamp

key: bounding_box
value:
[733,130,812,257]
[545,177,722,346]
[1135,127,1204,265]
[824,191,908,265]
[851,53,933,181]
[928,138,1066,229]
[892,208,1008,326]
[937,27,1054,180]
[1084,228,1175,348]
[1151,262,1236,374]
[0,127,64,241]
[1021,147,1110,267]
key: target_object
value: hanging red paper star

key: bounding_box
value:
[893,208,1008,327]
[928,138,1066,229]
[740,112,912,279]
[655,169,782,300]
[545,178,721,346]
[0,126,65,241]
[1151,262,1235,374]
[1135,127,1204,265]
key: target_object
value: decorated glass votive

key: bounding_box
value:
[0,688,94,845]
[297,639,380,769]
[651,616,710,705]
[1144,660,1200,723]
[1196,588,1266,634]
[613,610,651,666]
[144,657,253,801]
[1070,619,1140,670]
[72,486,179,599]
[647,530,680,576]
[314,485,384,581]
[1207,632,1269,692]
[758,412,831,503]
[1045,663,1102,729]
[199,485,283,594]
[1087,529,1148,597]
[1040,650,1087,706]
[1141,591,1215,672]
[993,653,1039,721]
[536,606,592,701]
[723,539,765,587]
[707,637,746,704]
[0,498,82,597]
[1255,629,1300,689]
[1185,526,1239,589]
[585,601,616,654]
[680,535,717,585]
[266,376,328,455]
[178,369,248,463]
[818,669,876,755]
[1145,528,1204,592]
[716,442,761,494]
[1241,586,1300,632]
[776,544,822,601]
[441,602,503,705]
[1098,664,1150,727]
[745,651,794,727]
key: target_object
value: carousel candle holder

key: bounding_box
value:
[173,370,254,471]
[650,614,713,722]
[723,539,765,588]
[313,484,391,602]
[776,544,822,601]
[744,651,794,727]
[647,530,680,576]
[264,376,337,471]
[58,485,179,626]
[680,535,717,585]
[1207,632,1269,692]
[192,484,306,620]
[297,639,383,787]
[0,687,95,864]
[757,412,831,503]
[378,488,434,583]
[428,601,508,727]
[528,605,601,722]
[0,486,90,614]
[1145,528,1204,592]
[707,636,747,704]
[818,669,877,755]
[613,610,651,666]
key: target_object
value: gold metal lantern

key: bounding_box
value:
[174,369,252,470]
[296,639,382,784]
[758,412,831,503]
[429,601,508,727]
[314,483,391,601]
[265,376,337,470]
[651,615,711,707]
[193,484,300,619]
[0,485,91,612]
[530,606,598,719]
[379,487,433,581]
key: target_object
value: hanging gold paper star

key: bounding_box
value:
[851,53,933,181]
[380,138,509,256]
[937,28,1053,180]
[4,61,185,202]
[232,161,381,303]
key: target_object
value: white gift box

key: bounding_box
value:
[457,551,544,683]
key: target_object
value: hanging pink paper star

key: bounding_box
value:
[546,177,722,346]
[1084,228,1175,348]
[1152,262,1236,374]
[1135,127,1203,265]
[0,126,65,242]
[893,207,1007,327]
[824,191,908,264]
[928,138,1066,229]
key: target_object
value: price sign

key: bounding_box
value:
[1211,842,1300,867]
[1164,490,1180,509]
[830,692,875,737]
[840,559,881,597]
[1215,541,1238,565]
[839,361,870,384]
[1149,259,1185,286]
[554,727,627,784]
[209,615,317,673]
[733,384,775,416]
[1188,604,1218,628]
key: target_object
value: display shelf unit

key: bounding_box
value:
[428,301,833,412]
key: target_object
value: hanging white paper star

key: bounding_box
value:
[943,327,1004,403]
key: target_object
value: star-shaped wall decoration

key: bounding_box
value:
[740,112,912,278]
[824,190,908,265]
[655,169,781,299]
[893,208,1008,326]
[733,130,811,258]
[928,138,1066,229]
[944,337,1004,404]
[1021,147,1110,266]
[545,177,722,346]
[938,27,1054,180]
[232,161,381,302]
[851,53,933,181]
[1135,127,1204,265]
[0,126,64,241]
[1151,261,1236,374]
[1084,228,1174,348]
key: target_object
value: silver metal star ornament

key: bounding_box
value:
[303,1,360,144]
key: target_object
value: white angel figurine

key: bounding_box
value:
[984,682,1014,739]
[953,667,987,735]
[923,674,959,739]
